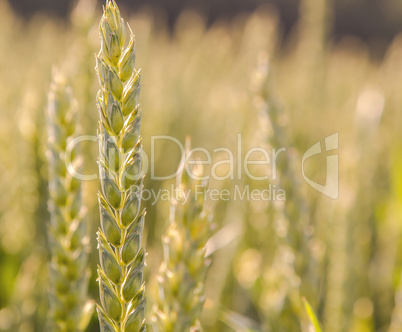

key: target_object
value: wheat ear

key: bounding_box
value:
[252,54,320,331]
[152,140,213,332]
[95,1,146,331]
[254,54,316,284]
[46,71,92,331]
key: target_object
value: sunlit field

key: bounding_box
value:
[0,0,402,331]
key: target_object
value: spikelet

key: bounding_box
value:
[95,1,146,331]
[152,139,213,332]
[46,70,93,331]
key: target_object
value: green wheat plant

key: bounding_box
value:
[46,71,93,331]
[95,1,146,331]
[152,140,213,332]
[3,1,402,331]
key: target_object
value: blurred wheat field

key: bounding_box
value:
[0,0,402,331]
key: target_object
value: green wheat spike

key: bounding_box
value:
[46,70,93,331]
[152,139,213,332]
[95,1,146,331]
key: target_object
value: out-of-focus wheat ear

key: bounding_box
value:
[46,69,94,331]
[95,1,146,331]
[253,53,317,277]
[252,53,321,330]
[151,137,214,332]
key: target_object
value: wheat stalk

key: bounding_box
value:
[95,1,146,331]
[46,70,92,331]
[152,139,213,332]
